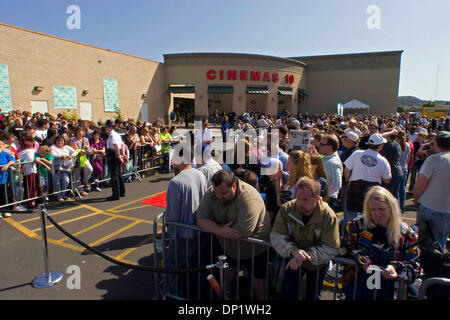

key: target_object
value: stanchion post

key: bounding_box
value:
[217,255,228,300]
[32,204,63,289]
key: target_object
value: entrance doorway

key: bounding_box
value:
[174,97,195,126]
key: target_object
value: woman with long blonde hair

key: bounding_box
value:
[341,186,420,300]
[281,150,313,199]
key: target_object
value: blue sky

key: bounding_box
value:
[1,0,448,101]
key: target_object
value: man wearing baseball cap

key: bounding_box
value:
[340,131,360,223]
[342,133,392,223]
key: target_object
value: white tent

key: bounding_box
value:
[342,99,370,114]
[342,99,370,110]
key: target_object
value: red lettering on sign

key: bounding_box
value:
[263,72,270,82]
[272,73,279,82]
[228,70,237,80]
[207,69,216,80]
[240,70,248,81]
[251,71,261,81]
[285,74,289,83]
[220,70,224,80]
[289,75,294,84]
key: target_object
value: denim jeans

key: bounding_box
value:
[399,168,408,211]
[417,204,450,251]
[281,264,329,300]
[408,162,422,192]
[53,171,70,200]
[385,174,403,200]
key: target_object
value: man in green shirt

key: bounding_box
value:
[270,177,340,300]
[159,127,172,173]
[197,170,271,300]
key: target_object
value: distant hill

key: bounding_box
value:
[398,96,449,106]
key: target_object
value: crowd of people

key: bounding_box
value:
[0,109,180,217]
[165,109,450,300]
[0,108,448,300]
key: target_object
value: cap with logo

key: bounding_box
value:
[260,157,282,176]
[343,131,359,143]
[368,133,387,145]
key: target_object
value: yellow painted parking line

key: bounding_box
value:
[56,216,118,242]
[30,212,100,233]
[112,204,154,213]
[3,217,39,238]
[114,234,154,260]
[106,191,166,213]
[88,221,141,247]
[19,205,85,224]
[79,202,156,225]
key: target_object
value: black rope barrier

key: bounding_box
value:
[44,211,211,274]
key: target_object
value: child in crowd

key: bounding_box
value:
[18,134,40,209]
[89,130,106,192]
[0,141,16,218]
[36,145,53,201]
[121,142,132,182]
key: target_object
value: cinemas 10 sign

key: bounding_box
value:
[207,69,295,84]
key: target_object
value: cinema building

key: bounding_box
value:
[0,23,402,122]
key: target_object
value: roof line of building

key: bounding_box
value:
[0,22,161,64]
[164,52,307,67]
[289,50,404,61]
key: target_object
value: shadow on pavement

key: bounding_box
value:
[96,254,157,299]
[82,234,153,255]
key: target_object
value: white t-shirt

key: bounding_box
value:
[18,149,37,175]
[344,149,391,184]
[197,158,223,188]
[407,132,417,143]
[35,129,48,142]
[195,128,213,145]
[50,145,76,170]
[418,151,450,213]
[107,130,123,150]
[256,119,267,127]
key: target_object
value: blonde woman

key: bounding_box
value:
[279,150,313,203]
[341,186,420,300]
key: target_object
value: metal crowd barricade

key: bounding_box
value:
[418,277,450,300]
[153,213,273,301]
[0,144,164,210]
[0,160,74,212]
[135,145,164,178]
[152,213,414,301]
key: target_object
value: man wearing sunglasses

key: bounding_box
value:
[359,121,379,150]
